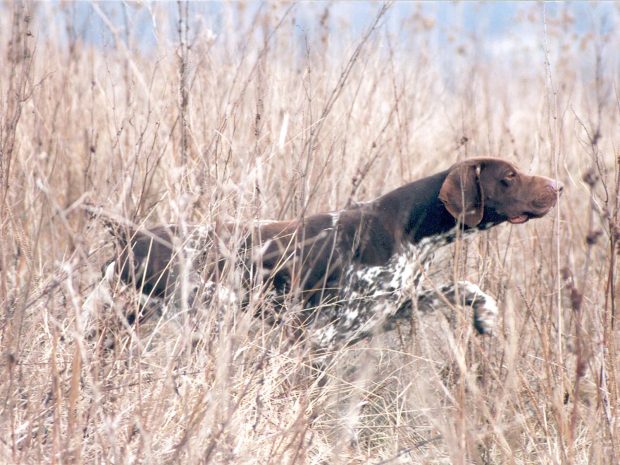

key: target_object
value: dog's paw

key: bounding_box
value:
[464,285,498,335]
[452,281,498,335]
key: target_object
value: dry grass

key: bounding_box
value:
[1,2,619,464]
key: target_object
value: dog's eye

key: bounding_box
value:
[501,173,515,187]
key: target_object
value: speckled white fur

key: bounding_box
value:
[311,232,453,348]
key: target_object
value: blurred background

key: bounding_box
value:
[0,2,618,464]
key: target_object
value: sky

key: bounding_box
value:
[29,2,616,43]
[16,1,619,77]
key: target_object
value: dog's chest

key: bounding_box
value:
[342,245,423,307]
[309,234,451,347]
[341,235,450,302]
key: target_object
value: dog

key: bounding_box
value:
[104,158,562,349]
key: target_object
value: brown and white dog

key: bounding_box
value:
[105,158,562,348]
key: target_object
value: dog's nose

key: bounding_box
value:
[548,179,563,195]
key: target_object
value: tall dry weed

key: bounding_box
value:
[0,2,618,464]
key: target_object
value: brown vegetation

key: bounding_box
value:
[0,2,618,464]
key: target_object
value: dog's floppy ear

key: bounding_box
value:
[439,161,484,227]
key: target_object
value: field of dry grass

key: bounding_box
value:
[1,2,619,464]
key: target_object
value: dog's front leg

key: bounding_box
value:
[386,281,499,335]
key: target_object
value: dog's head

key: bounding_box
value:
[439,158,563,227]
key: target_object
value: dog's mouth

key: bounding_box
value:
[508,214,529,224]
[508,209,552,224]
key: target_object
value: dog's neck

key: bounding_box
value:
[373,170,455,242]
[372,170,503,248]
